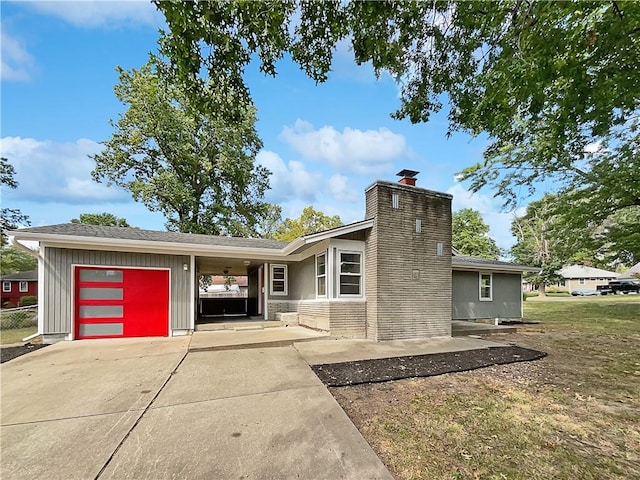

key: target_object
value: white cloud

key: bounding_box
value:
[24,0,164,28]
[446,182,520,251]
[326,173,358,203]
[256,150,322,203]
[0,136,128,204]
[279,119,408,175]
[1,30,35,81]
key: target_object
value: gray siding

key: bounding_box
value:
[288,256,316,300]
[452,271,522,319]
[43,247,191,336]
[365,182,452,340]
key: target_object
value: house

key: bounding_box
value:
[10,173,536,344]
[1,269,38,307]
[618,262,640,279]
[557,265,618,291]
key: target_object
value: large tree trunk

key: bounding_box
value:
[538,283,547,297]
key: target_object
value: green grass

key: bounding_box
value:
[333,300,640,480]
[524,298,640,335]
[0,326,37,345]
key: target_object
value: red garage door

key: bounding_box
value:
[75,267,169,339]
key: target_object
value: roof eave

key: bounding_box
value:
[11,231,289,260]
[281,219,374,255]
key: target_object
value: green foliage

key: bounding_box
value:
[0,157,30,244]
[274,206,342,242]
[452,208,500,259]
[19,296,37,307]
[0,246,37,275]
[256,204,284,239]
[92,58,270,236]
[70,213,132,228]
[156,0,639,251]
[510,196,565,294]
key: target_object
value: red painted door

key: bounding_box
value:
[75,267,169,339]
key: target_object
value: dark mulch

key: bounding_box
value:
[311,346,547,387]
[1,343,48,364]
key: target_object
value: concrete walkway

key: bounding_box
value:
[295,336,507,365]
[1,336,391,480]
[189,325,330,351]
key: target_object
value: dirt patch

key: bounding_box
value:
[311,346,546,387]
[1,343,48,364]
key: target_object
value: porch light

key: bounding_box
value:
[183,263,188,271]
[243,260,251,266]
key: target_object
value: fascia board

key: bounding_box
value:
[452,263,540,274]
[281,219,374,255]
[14,232,289,260]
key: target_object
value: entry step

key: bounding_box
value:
[196,320,282,332]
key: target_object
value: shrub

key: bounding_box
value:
[19,296,37,306]
[546,286,568,294]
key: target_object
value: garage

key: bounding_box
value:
[75,266,169,339]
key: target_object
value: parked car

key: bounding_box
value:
[571,289,600,296]
[608,279,640,294]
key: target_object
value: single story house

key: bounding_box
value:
[10,174,536,343]
[557,265,617,291]
[1,269,38,307]
[618,262,640,279]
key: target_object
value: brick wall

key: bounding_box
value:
[267,299,366,338]
[365,181,452,340]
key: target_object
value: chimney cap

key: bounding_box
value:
[396,169,419,178]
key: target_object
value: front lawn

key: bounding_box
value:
[332,298,640,479]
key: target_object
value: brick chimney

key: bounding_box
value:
[397,169,419,186]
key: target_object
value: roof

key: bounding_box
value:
[618,262,640,279]
[12,224,288,250]
[558,265,617,279]
[1,269,38,281]
[452,255,538,273]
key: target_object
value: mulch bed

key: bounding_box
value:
[1,343,48,364]
[311,346,547,387]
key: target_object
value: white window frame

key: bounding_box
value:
[315,252,327,298]
[337,250,363,298]
[2,281,11,292]
[269,264,288,296]
[19,281,28,292]
[479,272,493,301]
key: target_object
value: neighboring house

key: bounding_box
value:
[557,265,617,291]
[618,262,640,279]
[1,269,38,307]
[10,174,536,344]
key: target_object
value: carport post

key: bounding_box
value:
[263,262,269,321]
[190,255,196,331]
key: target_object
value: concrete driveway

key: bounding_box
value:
[1,337,392,480]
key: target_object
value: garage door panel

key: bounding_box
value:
[75,267,169,339]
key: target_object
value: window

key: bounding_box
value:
[392,193,399,209]
[2,281,10,292]
[270,264,288,296]
[479,273,492,301]
[339,252,362,296]
[415,219,422,233]
[316,252,327,297]
[579,278,585,285]
[19,281,28,292]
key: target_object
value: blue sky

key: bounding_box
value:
[1,0,524,249]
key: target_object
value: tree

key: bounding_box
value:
[92,58,270,236]
[274,206,342,242]
[70,213,132,228]
[256,203,284,239]
[0,157,30,244]
[452,208,500,259]
[510,196,565,296]
[0,245,37,275]
[156,1,639,240]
